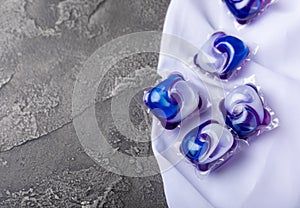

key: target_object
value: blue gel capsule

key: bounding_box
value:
[194,32,249,80]
[224,0,272,24]
[181,127,209,162]
[144,73,207,130]
[223,84,271,138]
[144,74,182,121]
[181,120,235,170]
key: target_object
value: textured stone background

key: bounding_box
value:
[0,0,169,207]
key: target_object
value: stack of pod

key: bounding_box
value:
[144,0,277,174]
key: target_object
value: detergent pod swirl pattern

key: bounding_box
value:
[221,84,272,139]
[223,0,273,24]
[194,32,249,80]
[143,73,209,130]
[180,120,239,173]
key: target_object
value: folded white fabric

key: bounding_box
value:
[152,0,300,207]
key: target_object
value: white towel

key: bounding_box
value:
[152,0,300,207]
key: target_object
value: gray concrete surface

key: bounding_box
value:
[0,0,170,207]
